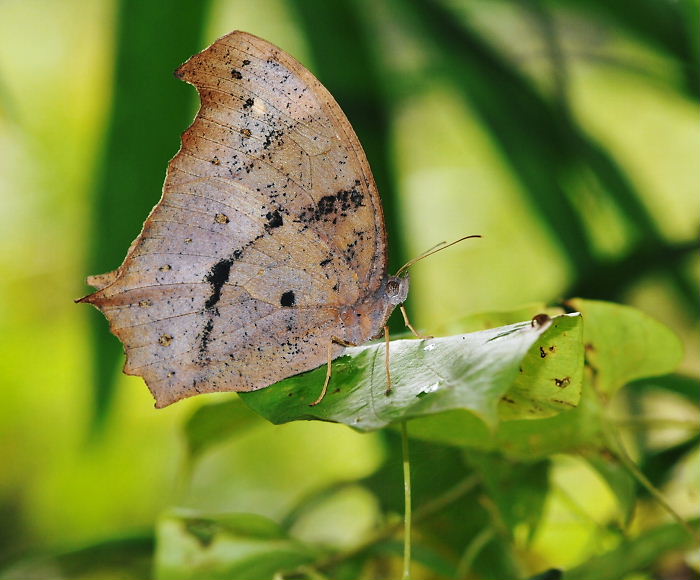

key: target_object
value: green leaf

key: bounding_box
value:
[154,510,316,580]
[444,304,584,421]
[581,449,637,524]
[498,313,583,420]
[529,569,562,580]
[638,435,700,497]
[0,533,153,580]
[452,300,684,460]
[408,377,604,459]
[363,431,475,516]
[567,298,683,396]
[373,539,458,578]
[240,313,582,431]
[629,373,700,406]
[562,520,698,580]
[183,398,265,463]
[464,452,550,540]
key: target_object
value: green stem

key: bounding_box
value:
[456,526,495,579]
[280,475,479,578]
[602,421,699,541]
[401,420,412,580]
[613,418,700,431]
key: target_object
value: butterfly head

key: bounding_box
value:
[384,275,410,306]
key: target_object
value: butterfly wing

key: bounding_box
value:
[79,31,388,407]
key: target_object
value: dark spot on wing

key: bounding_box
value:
[265,210,283,229]
[263,128,283,150]
[199,318,215,354]
[296,181,365,224]
[317,195,336,215]
[204,258,233,310]
[344,240,358,262]
[243,97,254,109]
[280,290,295,307]
[231,69,242,79]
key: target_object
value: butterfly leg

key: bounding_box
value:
[400,304,433,339]
[309,337,358,407]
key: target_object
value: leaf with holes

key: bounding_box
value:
[240,313,583,431]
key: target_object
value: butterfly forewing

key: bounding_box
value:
[80,31,389,407]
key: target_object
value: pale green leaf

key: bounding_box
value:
[154,511,315,580]
[241,313,583,431]
[567,298,683,396]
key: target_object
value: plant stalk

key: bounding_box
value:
[401,420,412,580]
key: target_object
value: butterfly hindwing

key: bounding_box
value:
[80,31,390,406]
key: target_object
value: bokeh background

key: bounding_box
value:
[0,0,697,578]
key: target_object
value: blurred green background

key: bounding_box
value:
[0,0,697,578]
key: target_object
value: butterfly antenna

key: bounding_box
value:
[396,235,481,277]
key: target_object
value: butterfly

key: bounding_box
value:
[78,30,424,408]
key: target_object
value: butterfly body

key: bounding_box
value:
[339,274,410,344]
[79,31,406,407]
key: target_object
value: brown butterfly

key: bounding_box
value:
[79,30,473,408]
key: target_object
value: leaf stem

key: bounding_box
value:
[613,417,700,431]
[602,421,699,541]
[401,420,412,580]
[281,474,480,578]
[456,526,495,578]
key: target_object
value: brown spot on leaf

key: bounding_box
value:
[554,376,571,388]
[551,398,576,407]
[531,313,551,327]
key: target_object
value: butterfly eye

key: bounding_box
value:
[384,276,409,306]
